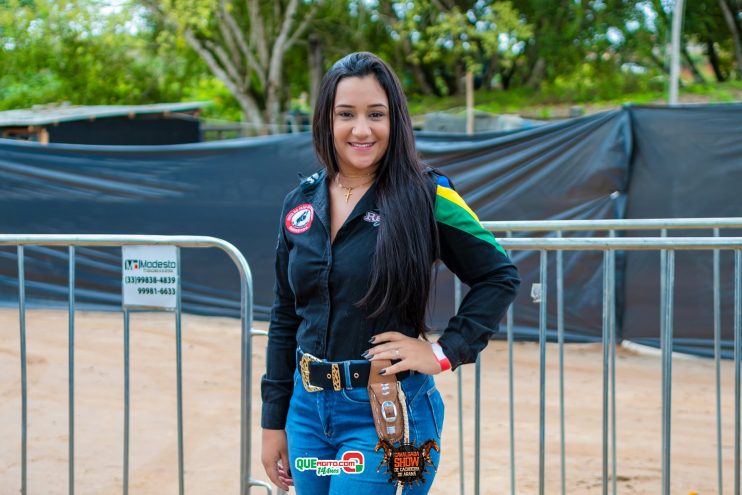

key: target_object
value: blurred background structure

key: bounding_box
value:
[0,102,207,144]
[1,0,741,136]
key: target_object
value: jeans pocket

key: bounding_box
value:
[340,386,371,404]
[425,387,445,439]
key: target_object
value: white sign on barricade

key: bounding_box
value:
[121,245,178,309]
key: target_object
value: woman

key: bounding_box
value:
[261,52,519,494]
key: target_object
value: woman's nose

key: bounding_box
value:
[352,118,371,137]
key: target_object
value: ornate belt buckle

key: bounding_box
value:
[300,352,323,392]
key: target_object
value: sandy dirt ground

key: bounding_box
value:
[0,309,736,495]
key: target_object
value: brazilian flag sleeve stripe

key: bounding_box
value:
[435,185,507,256]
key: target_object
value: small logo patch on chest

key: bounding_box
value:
[285,204,314,234]
[363,211,381,227]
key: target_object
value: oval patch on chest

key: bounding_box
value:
[285,203,314,234]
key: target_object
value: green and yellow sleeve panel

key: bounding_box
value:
[432,173,520,370]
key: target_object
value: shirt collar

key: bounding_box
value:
[304,170,379,236]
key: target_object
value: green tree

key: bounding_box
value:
[0,0,208,110]
[373,1,532,96]
[507,0,637,89]
[611,0,741,85]
[683,0,741,81]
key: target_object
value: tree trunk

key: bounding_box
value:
[408,58,435,96]
[422,65,442,97]
[264,81,281,135]
[482,52,500,90]
[501,64,517,90]
[465,71,474,135]
[182,29,264,129]
[450,62,464,96]
[308,34,323,111]
[682,44,705,84]
[718,0,742,79]
[706,39,726,82]
[235,94,265,135]
[648,50,670,75]
[390,35,433,96]
[525,57,545,89]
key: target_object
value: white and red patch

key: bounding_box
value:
[285,204,314,234]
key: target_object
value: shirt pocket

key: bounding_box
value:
[287,241,327,305]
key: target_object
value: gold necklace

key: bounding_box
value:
[335,174,374,203]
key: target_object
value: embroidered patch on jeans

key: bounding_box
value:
[294,451,364,476]
[285,203,314,234]
[363,211,381,227]
[375,439,439,486]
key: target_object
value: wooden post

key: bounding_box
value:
[466,71,474,135]
[669,0,686,104]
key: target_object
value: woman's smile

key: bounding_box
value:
[348,141,376,152]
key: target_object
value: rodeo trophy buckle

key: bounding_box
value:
[375,438,440,487]
[367,359,439,487]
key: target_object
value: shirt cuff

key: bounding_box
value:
[261,401,290,430]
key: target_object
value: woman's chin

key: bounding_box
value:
[345,161,378,172]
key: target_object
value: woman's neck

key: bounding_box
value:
[336,165,378,182]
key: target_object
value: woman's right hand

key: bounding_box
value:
[261,428,293,491]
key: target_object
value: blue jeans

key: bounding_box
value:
[285,366,445,494]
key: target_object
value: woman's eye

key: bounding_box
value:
[370,112,386,119]
[337,111,353,119]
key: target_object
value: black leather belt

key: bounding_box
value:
[297,349,410,392]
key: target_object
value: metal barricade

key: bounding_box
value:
[0,234,272,495]
[455,218,742,495]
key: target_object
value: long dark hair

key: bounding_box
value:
[312,52,438,334]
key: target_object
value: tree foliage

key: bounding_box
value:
[1,0,741,128]
[138,0,321,130]
[377,0,532,95]
[0,0,212,110]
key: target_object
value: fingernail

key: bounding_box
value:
[379,369,386,375]
[361,350,370,359]
[368,336,375,343]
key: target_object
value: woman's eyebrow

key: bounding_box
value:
[334,103,388,109]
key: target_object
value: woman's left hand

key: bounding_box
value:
[364,332,442,375]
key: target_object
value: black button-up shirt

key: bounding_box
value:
[261,169,520,429]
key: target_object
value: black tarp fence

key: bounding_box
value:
[1,104,740,356]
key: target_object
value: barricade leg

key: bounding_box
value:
[661,249,675,495]
[18,246,28,495]
[538,250,547,495]
[68,246,76,495]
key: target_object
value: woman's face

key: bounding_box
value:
[332,75,390,175]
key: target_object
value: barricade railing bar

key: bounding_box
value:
[481,217,742,231]
[0,234,272,495]
[454,232,742,495]
[4,225,741,495]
